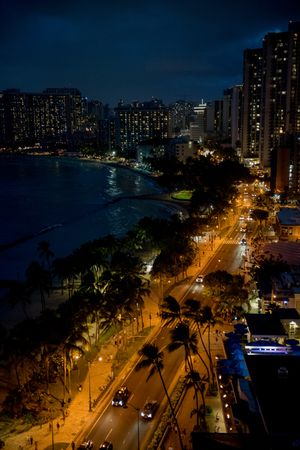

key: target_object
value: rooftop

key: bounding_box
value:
[274,308,300,320]
[245,313,287,337]
[245,354,300,435]
[277,207,300,226]
[262,241,300,266]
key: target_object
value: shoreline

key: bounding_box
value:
[0,154,190,255]
[0,154,190,298]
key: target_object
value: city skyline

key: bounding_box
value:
[1,0,300,106]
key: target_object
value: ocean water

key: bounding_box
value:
[0,155,181,281]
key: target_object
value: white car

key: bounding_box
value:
[195,275,204,284]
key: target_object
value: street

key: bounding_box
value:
[87,327,184,449]
[84,212,251,449]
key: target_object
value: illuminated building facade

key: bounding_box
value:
[206,100,223,139]
[270,134,300,194]
[169,100,195,134]
[223,85,243,150]
[0,88,87,147]
[190,100,206,143]
[115,99,170,152]
[241,48,263,159]
[242,22,300,168]
[260,30,290,167]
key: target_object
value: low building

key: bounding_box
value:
[257,241,300,312]
[275,207,300,241]
[167,136,197,162]
[244,313,287,343]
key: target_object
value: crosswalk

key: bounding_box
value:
[160,317,199,331]
[221,237,241,245]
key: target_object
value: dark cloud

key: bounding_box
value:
[0,0,299,105]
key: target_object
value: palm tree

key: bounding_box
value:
[167,322,207,428]
[160,295,183,327]
[167,322,198,373]
[25,261,52,311]
[203,270,233,297]
[6,280,32,319]
[37,240,54,269]
[135,343,184,450]
[183,299,211,382]
[201,306,219,386]
[52,256,71,295]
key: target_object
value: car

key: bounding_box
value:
[195,275,204,284]
[240,238,247,245]
[140,400,159,420]
[111,386,129,406]
[99,442,113,450]
[78,440,93,449]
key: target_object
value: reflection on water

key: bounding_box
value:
[0,155,182,281]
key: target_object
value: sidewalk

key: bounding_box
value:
[3,340,119,450]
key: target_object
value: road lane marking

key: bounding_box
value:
[105,428,113,440]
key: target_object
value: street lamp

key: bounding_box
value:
[87,361,92,412]
[127,402,140,450]
[75,354,80,386]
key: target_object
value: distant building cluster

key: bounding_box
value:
[0,88,89,149]
[0,21,300,191]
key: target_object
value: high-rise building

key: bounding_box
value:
[242,22,300,168]
[270,135,300,194]
[1,89,29,145]
[286,21,300,136]
[169,100,195,134]
[241,48,263,160]
[203,87,242,149]
[42,88,86,138]
[260,30,290,167]
[190,100,207,143]
[206,100,223,139]
[115,99,170,152]
[270,146,291,193]
[223,85,243,150]
[0,88,87,147]
[0,93,5,145]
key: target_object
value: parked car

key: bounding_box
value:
[99,442,113,450]
[78,440,93,449]
[111,386,129,406]
[140,400,159,420]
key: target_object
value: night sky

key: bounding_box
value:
[1,0,300,106]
